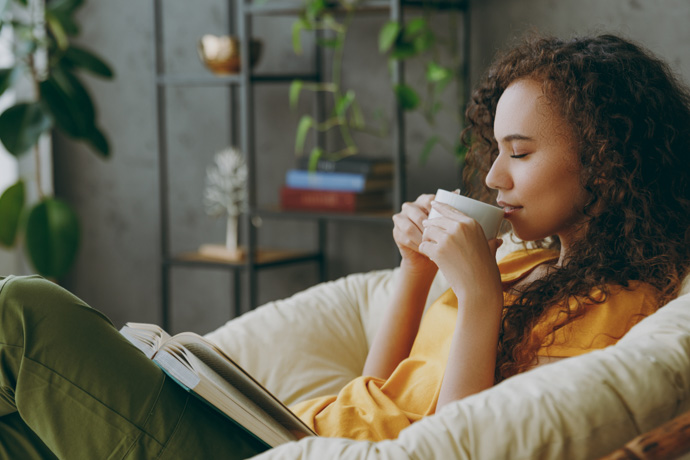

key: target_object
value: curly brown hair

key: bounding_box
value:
[462,33,690,381]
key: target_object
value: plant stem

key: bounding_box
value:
[29,0,46,199]
[331,10,357,154]
[28,53,45,200]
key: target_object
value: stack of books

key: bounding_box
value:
[280,156,394,213]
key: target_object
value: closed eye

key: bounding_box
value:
[510,153,529,159]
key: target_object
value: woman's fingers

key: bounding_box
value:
[393,217,423,250]
[393,194,436,250]
[419,205,487,261]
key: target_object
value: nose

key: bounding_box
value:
[485,152,511,191]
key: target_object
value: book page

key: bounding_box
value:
[155,346,294,447]
[121,324,316,446]
[171,333,315,437]
[120,323,171,359]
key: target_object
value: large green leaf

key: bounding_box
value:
[0,103,53,156]
[46,12,70,51]
[403,18,428,38]
[292,19,307,55]
[40,69,95,136]
[307,147,323,172]
[0,181,25,248]
[40,77,82,136]
[426,62,452,83]
[388,18,433,60]
[48,10,80,37]
[289,80,303,109]
[47,0,85,15]
[25,198,80,279]
[40,67,110,157]
[87,126,110,157]
[394,84,420,111]
[63,46,115,79]
[378,21,400,53]
[295,115,314,155]
[54,67,96,123]
[0,67,17,96]
[46,0,84,36]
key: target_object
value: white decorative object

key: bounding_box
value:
[202,147,248,260]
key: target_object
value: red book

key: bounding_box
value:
[280,187,391,213]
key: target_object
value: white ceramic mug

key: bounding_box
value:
[428,189,504,240]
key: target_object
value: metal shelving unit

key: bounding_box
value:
[153,0,469,330]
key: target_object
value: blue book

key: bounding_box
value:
[285,169,393,192]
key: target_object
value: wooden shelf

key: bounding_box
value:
[168,248,322,268]
[156,73,318,87]
[255,206,394,224]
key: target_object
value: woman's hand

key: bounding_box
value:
[419,201,503,305]
[392,194,438,276]
[363,193,441,380]
[423,201,506,408]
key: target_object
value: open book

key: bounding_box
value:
[119,322,316,448]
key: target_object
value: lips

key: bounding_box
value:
[497,201,522,216]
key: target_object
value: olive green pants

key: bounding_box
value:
[0,275,268,459]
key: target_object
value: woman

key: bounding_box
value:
[290,33,690,440]
[1,33,689,458]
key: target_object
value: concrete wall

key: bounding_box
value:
[51,0,690,334]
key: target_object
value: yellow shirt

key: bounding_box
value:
[291,249,660,441]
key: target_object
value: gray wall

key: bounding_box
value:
[52,0,690,334]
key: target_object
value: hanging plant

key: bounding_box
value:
[379,4,468,165]
[290,0,387,166]
[0,0,114,279]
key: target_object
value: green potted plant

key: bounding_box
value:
[290,0,388,166]
[378,3,467,165]
[0,0,114,279]
[289,0,466,167]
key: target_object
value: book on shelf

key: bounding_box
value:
[285,169,393,192]
[296,155,393,176]
[119,323,316,449]
[280,186,391,213]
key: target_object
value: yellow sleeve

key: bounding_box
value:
[534,282,660,357]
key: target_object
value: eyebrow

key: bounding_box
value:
[501,134,535,142]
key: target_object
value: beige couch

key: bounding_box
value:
[205,241,690,459]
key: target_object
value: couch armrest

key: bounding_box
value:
[252,292,690,459]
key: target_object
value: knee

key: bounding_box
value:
[0,275,112,329]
